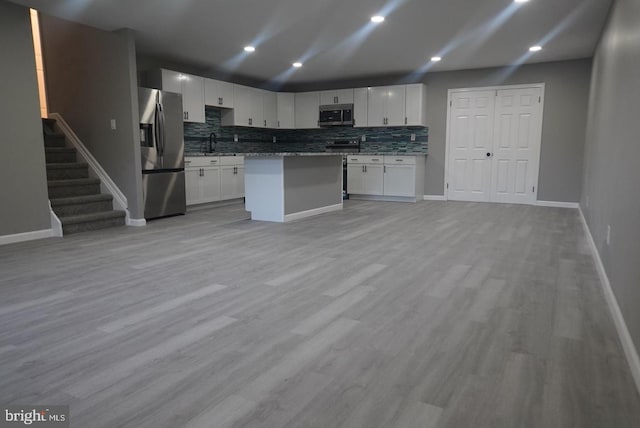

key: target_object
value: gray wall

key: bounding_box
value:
[0,1,51,237]
[581,0,640,357]
[40,14,144,219]
[284,156,342,215]
[421,60,592,200]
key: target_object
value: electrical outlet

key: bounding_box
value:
[234,134,238,142]
[606,225,611,246]
[410,133,416,142]
[110,119,117,130]
[273,136,276,143]
[361,135,366,142]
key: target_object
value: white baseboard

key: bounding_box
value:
[424,195,446,201]
[283,203,343,222]
[579,207,640,395]
[536,200,580,209]
[349,195,420,203]
[127,218,147,227]
[0,228,57,246]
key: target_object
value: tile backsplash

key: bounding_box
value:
[184,107,428,153]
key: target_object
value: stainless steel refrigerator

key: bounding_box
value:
[139,87,186,219]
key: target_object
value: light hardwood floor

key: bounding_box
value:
[1,200,639,427]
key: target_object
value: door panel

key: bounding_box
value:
[491,87,542,204]
[447,90,495,201]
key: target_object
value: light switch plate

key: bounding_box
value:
[361,135,366,142]
[234,134,238,142]
[410,133,416,141]
[273,136,276,143]
[110,119,117,130]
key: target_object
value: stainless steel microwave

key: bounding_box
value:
[319,104,354,127]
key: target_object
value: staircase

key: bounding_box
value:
[43,118,126,234]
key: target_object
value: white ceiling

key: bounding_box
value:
[13,0,611,85]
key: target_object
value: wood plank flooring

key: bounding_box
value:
[1,200,639,427]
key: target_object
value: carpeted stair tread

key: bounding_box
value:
[50,194,113,207]
[47,177,100,187]
[45,147,76,154]
[60,210,125,225]
[46,162,88,170]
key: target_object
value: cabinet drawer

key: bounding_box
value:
[185,156,219,167]
[220,155,244,166]
[384,156,416,165]
[347,155,384,164]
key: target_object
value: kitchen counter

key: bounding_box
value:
[185,152,427,157]
[244,153,343,222]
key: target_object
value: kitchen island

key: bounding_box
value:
[244,153,343,222]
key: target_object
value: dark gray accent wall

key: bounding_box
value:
[0,1,51,236]
[581,0,640,356]
[421,60,592,200]
[40,14,144,219]
[283,156,342,215]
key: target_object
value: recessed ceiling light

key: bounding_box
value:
[292,62,303,68]
[529,45,542,52]
[371,15,385,23]
[431,56,442,62]
[244,46,256,53]
[514,0,530,3]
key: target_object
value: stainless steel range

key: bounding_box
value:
[325,140,360,199]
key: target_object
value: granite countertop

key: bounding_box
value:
[185,152,427,157]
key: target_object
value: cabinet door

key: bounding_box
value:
[334,88,354,104]
[353,88,368,128]
[347,164,365,194]
[385,85,406,126]
[185,168,202,205]
[319,91,337,106]
[362,164,384,195]
[235,166,245,198]
[249,88,264,128]
[405,84,426,126]
[182,74,205,123]
[232,85,252,126]
[201,166,221,203]
[383,164,416,196]
[262,91,277,128]
[217,81,234,108]
[367,87,386,127]
[294,92,320,128]
[277,93,295,129]
[220,166,235,199]
[161,69,182,94]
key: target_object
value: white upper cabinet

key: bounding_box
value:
[204,78,234,109]
[353,88,368,128]
[150,69,205,123]
[277,93,295,129]
[404,83,427,126]
[263,90,277,128]
[367,85,406,127]
[319,89,354,105]
[222,85,264,127]
[295,92,320,129]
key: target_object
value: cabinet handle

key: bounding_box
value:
[278,120,280,128]
[384,165,386,173]
[219,97,223,105]
[396,159,403,162]
[264,119,267,127]
[372,158,379,162]
[362,165,365,173]
[405,117,408,125]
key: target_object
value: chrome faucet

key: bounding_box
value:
[208,132,217,153]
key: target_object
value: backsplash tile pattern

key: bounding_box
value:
[184,107,428,154]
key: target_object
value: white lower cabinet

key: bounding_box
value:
[185,157,222,205]
[348,155,425,201]
[220,156,245,200]
[185,156,245,205]
[347,156,384,196]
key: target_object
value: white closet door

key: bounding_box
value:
[447,90,496,201]
[491,88,542,204]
